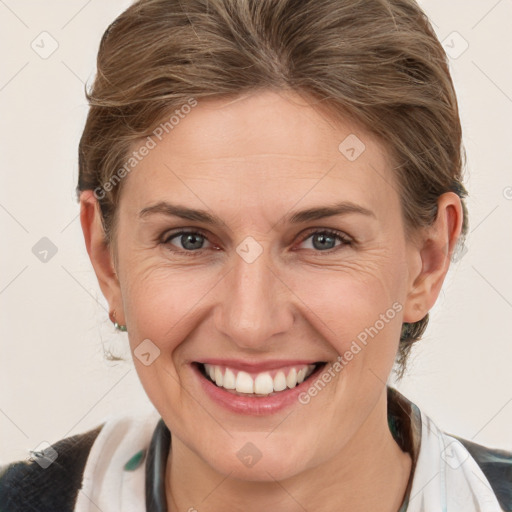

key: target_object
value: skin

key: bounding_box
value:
[80,89,463,511]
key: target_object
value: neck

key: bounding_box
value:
[165,389,412,512]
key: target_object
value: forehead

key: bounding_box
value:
[120,90,400,221]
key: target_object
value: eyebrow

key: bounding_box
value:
[138,200,376,225]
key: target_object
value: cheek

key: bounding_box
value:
[121,263,220,350]
[120,267,208,415]
[291,262,404,364]
[121,240,405,361]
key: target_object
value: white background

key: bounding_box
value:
[0,0,511,463]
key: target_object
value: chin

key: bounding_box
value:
[217,458,303,483]
[200,435,314,483]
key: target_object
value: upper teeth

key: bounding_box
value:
[203,364,317,395]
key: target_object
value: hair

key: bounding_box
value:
[77,0,469,378]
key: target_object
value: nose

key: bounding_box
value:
[214,242,294,351]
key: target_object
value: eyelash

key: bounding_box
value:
[160,228,353,257]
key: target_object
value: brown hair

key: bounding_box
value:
[77,0,469,378]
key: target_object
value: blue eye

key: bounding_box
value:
[298,229,352,252]
[161,228,352,256]
[163,230,212,254]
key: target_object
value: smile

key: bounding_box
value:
[195,360,326,394]
[192,359,330,415]
[201,362,319,395]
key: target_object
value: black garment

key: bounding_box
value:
[0,425,103,512]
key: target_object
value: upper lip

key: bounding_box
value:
[195,359,325,372]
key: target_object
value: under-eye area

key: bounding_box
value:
[194,361,328,396]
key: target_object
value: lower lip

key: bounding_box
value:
[192,363,325,416]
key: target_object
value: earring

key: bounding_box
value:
[110,310,127,332]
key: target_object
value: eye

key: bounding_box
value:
[297,229,352,252]
[160,227,352,256]
[162,229,214,255]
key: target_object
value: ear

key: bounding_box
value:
[402,191,464,323]
[79,190,125,325]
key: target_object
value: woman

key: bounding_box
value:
[1,0,511,510]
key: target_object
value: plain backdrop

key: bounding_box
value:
[1,0,511,464]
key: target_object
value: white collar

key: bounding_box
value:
[74,408,160,512]
[405,410,503,511]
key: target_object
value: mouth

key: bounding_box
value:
[193,361,328,398]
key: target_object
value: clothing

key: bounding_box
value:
[1,387,511,511]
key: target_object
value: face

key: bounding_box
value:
[84,90,447,482]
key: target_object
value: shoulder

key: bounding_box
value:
[0,423,104,512]
[73,409,162,511]
[452,435,512,512]
[0,410,162,512]
[388,387,512,511]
